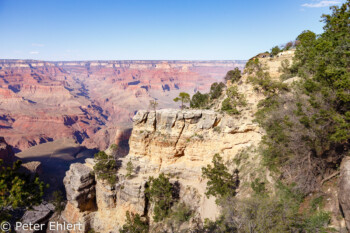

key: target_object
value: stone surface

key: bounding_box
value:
[63,163,96,212]
[19,161,42,175]
[18,203,55,233]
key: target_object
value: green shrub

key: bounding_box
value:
[168,202,193,224]
[245,58,263,74]
[302,211,332,232]
[248,71,289,97]
[221,98,239,115]
[120,211,149,233]
[221,86,247,115]
[190,91,209,109]
[201,180,332,233]
[251,178,267,197]
[279,59,294,81]
[224,68,242,83]
[209,82,225,100]
[0,160,47,222]
[173,92,190,109]
[93,151,118,186]
[109,144,118,152]
[126,159,134,179]
[146,173,177,222]
[202,154,238,199]
[271,45,281,56]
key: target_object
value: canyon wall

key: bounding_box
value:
[60,50,308,233]
[61,63,273,232]
[0,59,245,152]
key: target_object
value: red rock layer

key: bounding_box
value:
[0,60,245,151]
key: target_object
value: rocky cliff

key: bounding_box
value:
[61,64,273,232]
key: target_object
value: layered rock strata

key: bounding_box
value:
[0,59,245,152]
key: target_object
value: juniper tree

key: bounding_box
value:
[173,92,190,109]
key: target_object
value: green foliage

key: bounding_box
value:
[251,178,267,197]
[51,190,65,215]
[201,181,332,233]
[209,82,225,100]
[0,160,46,222]
[126,159,134,179]
[221,86,247,115]
[224,68,242,83]
[173,92,190,109]
[279,59,294,81]
[249,72,289,97]
[190,91,209,109]
[245,58,263,74]
[302,211,331,232]
[271,45,281,56]
[109,144,118,152]
[146,173,175,222]
[202,216,236,233]
[255,0,350,194]
[201,154,238,199]
[93,151,118,186]
[246,58,289,97]
[221,98,239,115]
[167,202,193,225]
[120,211,149,233]
[310,195,324,212]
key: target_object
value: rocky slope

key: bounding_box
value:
[60,57,272,232]
[0,59,245,152]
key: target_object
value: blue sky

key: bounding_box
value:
[0,0,344,60]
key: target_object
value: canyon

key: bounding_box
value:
[0,59,245,152]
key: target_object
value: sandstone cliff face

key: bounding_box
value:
[62,103,269,232]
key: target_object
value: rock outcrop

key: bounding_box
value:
[63,163,96,211]
[62,104,267,232]
[62,162,97,232]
